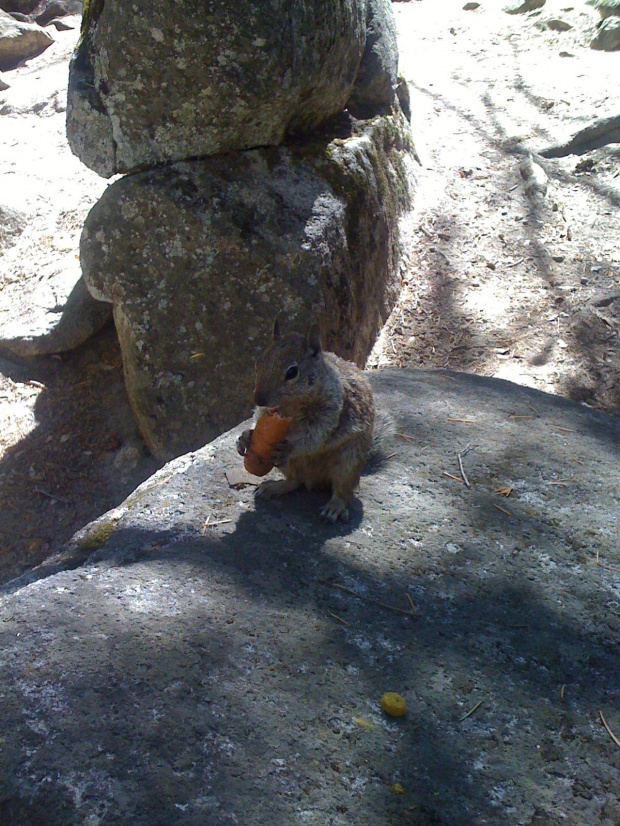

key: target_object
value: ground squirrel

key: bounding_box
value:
[237,321,375,522]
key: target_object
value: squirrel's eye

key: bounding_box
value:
[285,365,298,381]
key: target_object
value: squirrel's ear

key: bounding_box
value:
[306,323,322,356]
[273,318,281,341]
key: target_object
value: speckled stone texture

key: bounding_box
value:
[66,0,373,177]
[2,369,619,825]
[348,0,399,118]
[79,109,416,461]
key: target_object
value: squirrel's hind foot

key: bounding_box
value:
[321,494,349,523]
[256,478,301,499]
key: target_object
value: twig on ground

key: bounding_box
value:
[319,580,419,618]
[328,612,349,626]
[457,452,471,488]
[201,515,233,534]
[599,710,620,749]
[405,592,418,614]
[493,503,515,518]
[595,550,620,573]
[447,417,478,424]
[395,432,415,442]
[443,471,464,483]
[459,700,483,722]
[456,443,477,489]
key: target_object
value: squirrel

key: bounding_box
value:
[236,320,376,523]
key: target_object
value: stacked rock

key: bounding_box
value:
[67,0,417,460]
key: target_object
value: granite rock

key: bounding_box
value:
[67,0,369,177]
[0,7,53,70]
[80,109,416,460]
[347,0,399,118]
[2,369,619,826]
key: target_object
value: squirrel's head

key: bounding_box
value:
[253,319,323,410]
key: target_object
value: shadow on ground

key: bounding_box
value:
[0,324,161,584]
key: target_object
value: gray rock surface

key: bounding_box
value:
[66,0,368,177]
[0,8,53,70]
[2,369,620,825]
[0,273,111,357]
[347,0,398,118]
[590,15,620,50]
[503,0,545,13]
[0,0,40,14]
[540,113,620,158]
[35,0,82,26]
[545,17,572,31]
[80,109,416,461]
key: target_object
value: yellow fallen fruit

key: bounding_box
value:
[381,692,407,717]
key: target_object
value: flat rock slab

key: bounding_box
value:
[2,369,620,825]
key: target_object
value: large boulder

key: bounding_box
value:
[35,0,82,26]
[67,0,370,178]
[0,8,53,70]
[80,109,416,460]
[2,369,620,826]
[347,0,399,118]
[0,0,40,13]
[590,15,620,50]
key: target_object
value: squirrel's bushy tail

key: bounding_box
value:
[364,408,396,474]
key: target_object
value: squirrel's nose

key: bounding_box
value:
[254,389,267,407]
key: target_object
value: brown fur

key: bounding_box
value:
[237,323,374,522]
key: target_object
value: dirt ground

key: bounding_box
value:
[0,0,619,584]
[371,0,620,407]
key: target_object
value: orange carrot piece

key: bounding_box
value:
[243,413,291,476]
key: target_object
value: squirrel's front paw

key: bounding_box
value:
[270,440,293,467]
[236,428,253,457]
